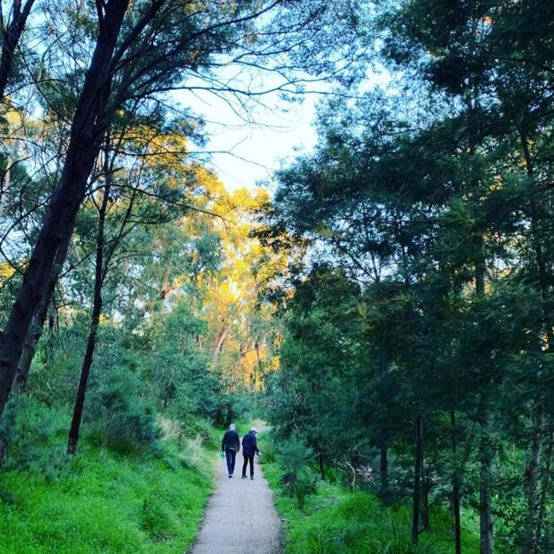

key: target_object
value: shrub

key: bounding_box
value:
[0,397,70,479]
[84,365,160,451]
[278,433,317,508]
[294,466,318,509]
[259,437,277,464]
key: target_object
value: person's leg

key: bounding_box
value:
[230,450,236,474]
[248,455,254,478]
[242,455,248,477]
[225,449,233,476]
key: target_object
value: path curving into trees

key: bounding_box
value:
[191,450,281,553]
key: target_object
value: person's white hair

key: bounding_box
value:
[229,423,236,430]
[250,427,257,433]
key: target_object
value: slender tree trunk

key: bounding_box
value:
[0,0,36,101]
[536,425,553,547]
[67,185,109,455]
[12,291,49,392]
[422,464,430,532]
[451,409,462,554]
[376,357,390,501]
[0,0,130,419]
[478,406,494,554]
[520,131,552,552]
[213,327,228,358]
[523,403,545,553]
[475,256,494,554]
[411,413,424,542]
[318,453,325,480]
[380,443,389,498]
[66,293,102,454]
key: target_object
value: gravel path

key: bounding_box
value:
[191,449,281,553]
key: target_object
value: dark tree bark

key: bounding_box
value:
[0,0,131,418]
[380,443,389,498]
[67,181,110,455]
[479,424,494,554]
[475,257,494,554]
[13,231,72,391]
[523,403,545,553]
[450,409,462,554]
[536,424,553,547]
[0,0,36,101]
[12,289,49,392]
[376,357,390,501]
[422,464,430,532]
[318,453,325,480]
[411,413,424,543]
[520,130,552,552]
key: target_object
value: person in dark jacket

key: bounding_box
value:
[221,423,240,477]
[241,427,260,480]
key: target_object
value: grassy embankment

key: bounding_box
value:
[259,435,480,554]
[0,412,219,553]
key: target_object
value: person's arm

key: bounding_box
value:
[255,436,260,455]
[221,431,227,451]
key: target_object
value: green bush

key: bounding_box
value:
[259,436,277,464]
[278,433,317,508]
[84,366,160,451]
[0,397,70,480]
[294,466,318,509]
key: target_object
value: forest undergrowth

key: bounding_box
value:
[0,403,219,553]
[259,434,482,554]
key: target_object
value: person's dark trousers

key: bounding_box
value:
[225,448,237,475]
[242,455,254,478]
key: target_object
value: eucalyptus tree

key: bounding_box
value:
[0,0,37,102]
[0,0,370,417]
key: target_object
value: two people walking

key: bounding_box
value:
[221,424,260,480]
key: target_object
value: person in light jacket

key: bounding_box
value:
[221,423,240,477]
[241,427,260,480]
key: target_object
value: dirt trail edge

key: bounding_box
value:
[191,443,282,553]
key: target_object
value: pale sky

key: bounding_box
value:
[175,66,391,193]
[176,84,321,192]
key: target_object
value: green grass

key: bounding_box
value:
[259,437,480,554]
[0,426,218,553]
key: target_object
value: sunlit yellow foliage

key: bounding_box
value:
[0,262,16,284]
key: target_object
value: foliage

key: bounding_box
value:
[277,432,317,508]
[0,422,217,553]
[84,365,160,452]
[261,440,480,554]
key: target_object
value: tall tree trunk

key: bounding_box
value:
[479,423,494,554]
[67,184,109,455]
[422,463,430,532]
[0,0,130,418]
[376,357,390,501]
[318,453,325,480]
[521,131,552,552]
[380,443,389,499]
[451,409,462,554]
[523,403,545,553]
[475,256,494,554]
[536,425,553,548]
[478,415,494,554]
[12,291,49,392]
[411,413,424,543]
[0,0,36,101]
[213,327,228,358]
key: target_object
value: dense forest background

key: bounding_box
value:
[0,0,552,553]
